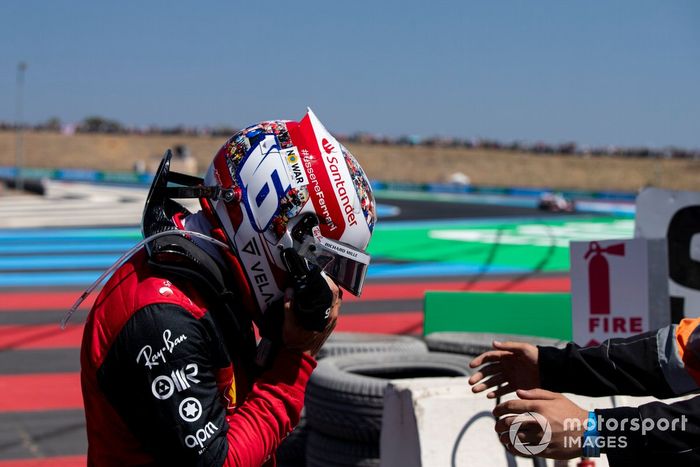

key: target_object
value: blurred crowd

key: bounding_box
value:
[1,117,699,160]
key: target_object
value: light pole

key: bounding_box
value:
[15,62,27,192]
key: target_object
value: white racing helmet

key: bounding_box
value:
[203,109,376,315]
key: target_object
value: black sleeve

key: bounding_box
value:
[98,303,231,466]
[596,397,700,466]
[538,331,676,398]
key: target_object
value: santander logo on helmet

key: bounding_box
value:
[203,109,376,317]
[322,138,335,155]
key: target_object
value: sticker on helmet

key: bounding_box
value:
[237,135,292,232]
[282,148,309,188]
[341,146,376,232]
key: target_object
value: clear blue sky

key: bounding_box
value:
[2,0,699,148]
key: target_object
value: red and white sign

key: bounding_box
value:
[570,238,669,346]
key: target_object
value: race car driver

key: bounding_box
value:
[468,318,700,466]
[78,109,377,466]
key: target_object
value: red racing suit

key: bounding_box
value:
[80,249,315,466]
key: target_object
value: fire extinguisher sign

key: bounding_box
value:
[570,238,670,347]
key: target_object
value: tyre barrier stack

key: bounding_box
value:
[277,333,428,467]
[280,332,562,466]
[424,332,566,356]
[316,332,430,360]
[304,352,475,467]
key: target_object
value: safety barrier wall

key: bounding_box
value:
[0,165,637,201]
[0,166,154,185]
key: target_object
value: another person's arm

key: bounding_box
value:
[491,389,700,464]
[471,319,700,463]
[470,318,700,399]
[539,319,700,398]
[595,395,700,464]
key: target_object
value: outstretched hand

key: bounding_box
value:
[468,341,540,399]
[493,389,588,460]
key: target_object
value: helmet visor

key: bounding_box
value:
[299,228,370,297]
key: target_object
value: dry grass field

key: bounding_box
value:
[1,131,699,192]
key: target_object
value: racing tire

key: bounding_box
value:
[424,332,565,356]
[317,332,428,360]
[305,352,474,443]
[281,333,426,463]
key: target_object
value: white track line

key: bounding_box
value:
[0,181,199,228]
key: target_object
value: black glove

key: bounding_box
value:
[255,248,335,368]
[281,248,334,332]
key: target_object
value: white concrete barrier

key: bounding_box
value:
[380,378,625,467]
[381,377,537,467]
[380,376,697,466]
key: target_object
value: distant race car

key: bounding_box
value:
[537,192,576,212]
